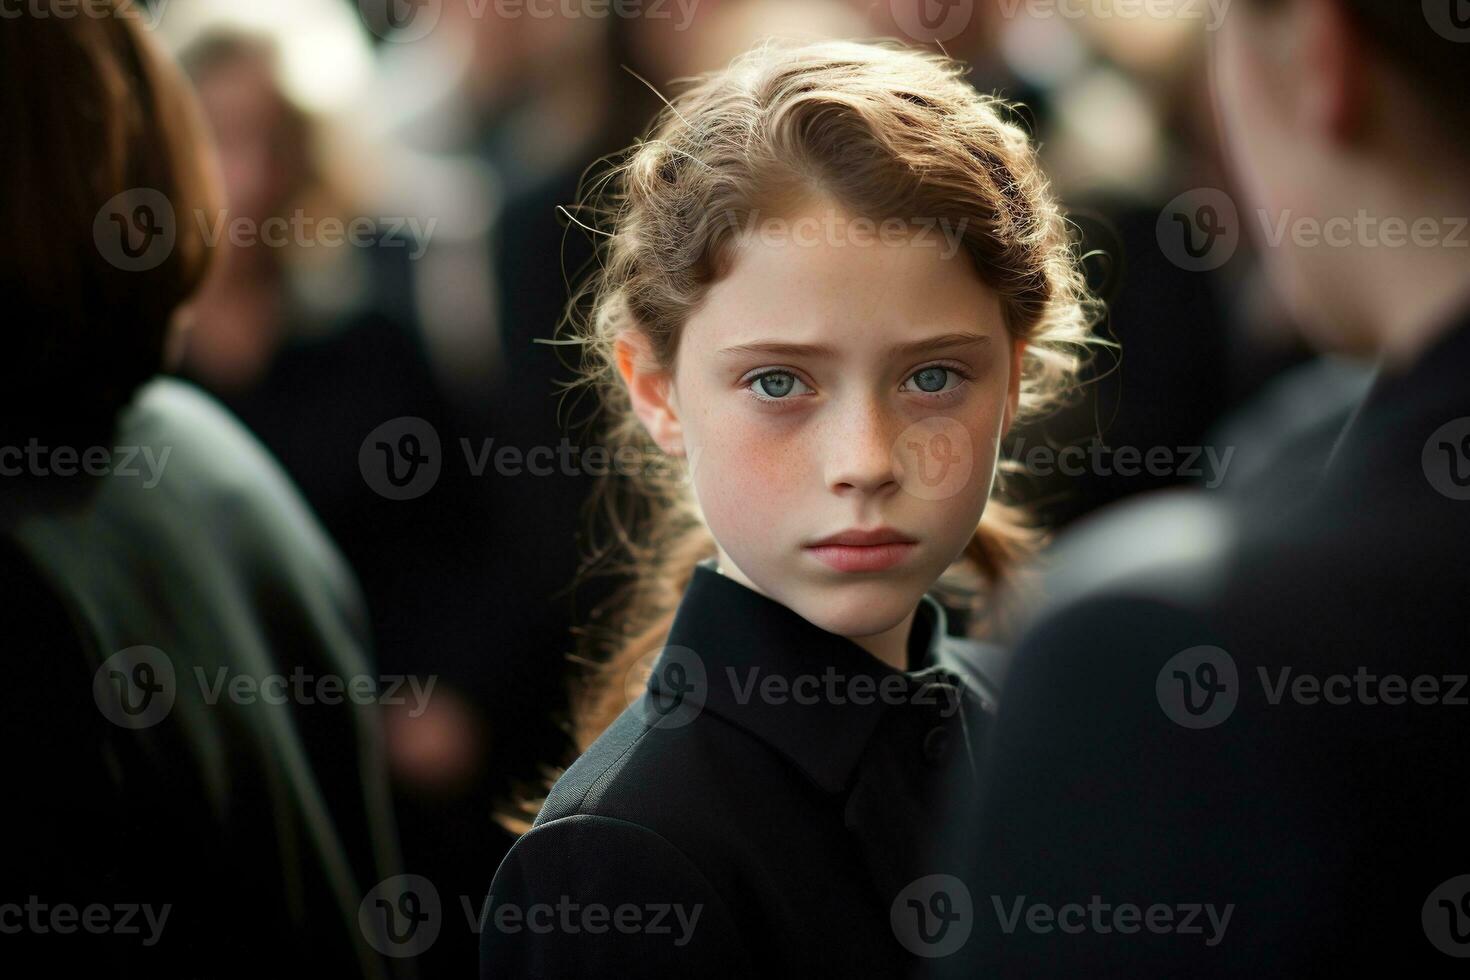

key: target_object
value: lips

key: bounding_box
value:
[807,527,917,548]
[804,527,918,572]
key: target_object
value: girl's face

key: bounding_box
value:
[631,198,1023,646]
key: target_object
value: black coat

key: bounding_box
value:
[943,310,1470,977]
[0,380,407,977]
[479,559,1007,977]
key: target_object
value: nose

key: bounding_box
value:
[822,395,901,497]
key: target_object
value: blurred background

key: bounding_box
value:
[78,0,1368,972]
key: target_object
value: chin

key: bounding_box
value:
[787,576,925,641]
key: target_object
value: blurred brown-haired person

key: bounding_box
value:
[0,4,409,975]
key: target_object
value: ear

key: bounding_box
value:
[615,330,685,457]
[1001,337,1027,437]
[1300,0,1366,142]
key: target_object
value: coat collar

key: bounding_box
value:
[646,558,979,793]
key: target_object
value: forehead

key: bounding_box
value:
[685,205,1004,355]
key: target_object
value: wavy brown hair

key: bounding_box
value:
[503,38,1101,830]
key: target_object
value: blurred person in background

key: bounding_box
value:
[944,0,1470,974]
[174,32,315,393]
[0,4,407,975]
[153,14,560,973]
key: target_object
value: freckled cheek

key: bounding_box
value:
[688,413,810,545]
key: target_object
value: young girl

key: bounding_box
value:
[481,38,1096,976]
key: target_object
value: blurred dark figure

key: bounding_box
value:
[161,28,530,976]
[0,6,406,975]
[944,0,1470,975]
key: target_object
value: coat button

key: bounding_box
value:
[922,725,950,766]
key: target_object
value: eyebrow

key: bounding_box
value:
[718,332,993,360]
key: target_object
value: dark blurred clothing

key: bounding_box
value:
[0,379,406,976]
[943,307,1470,976]
[1009,201,1234,525]
[1208,353,1375,502]
[191,301,601,797]
[185,178,618,971]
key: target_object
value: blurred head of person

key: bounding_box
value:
[558,38,1100,754]
[623,0,867,84]
[181,33,312,255]
[0,0,219,446]
[444,0,608,117]
[1214,0,1470,365]
[176,31,314,392]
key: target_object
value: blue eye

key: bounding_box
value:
[757,373,795,397]
[747,371,812,401]
[899,362,970,396]
[912,367,949,393]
